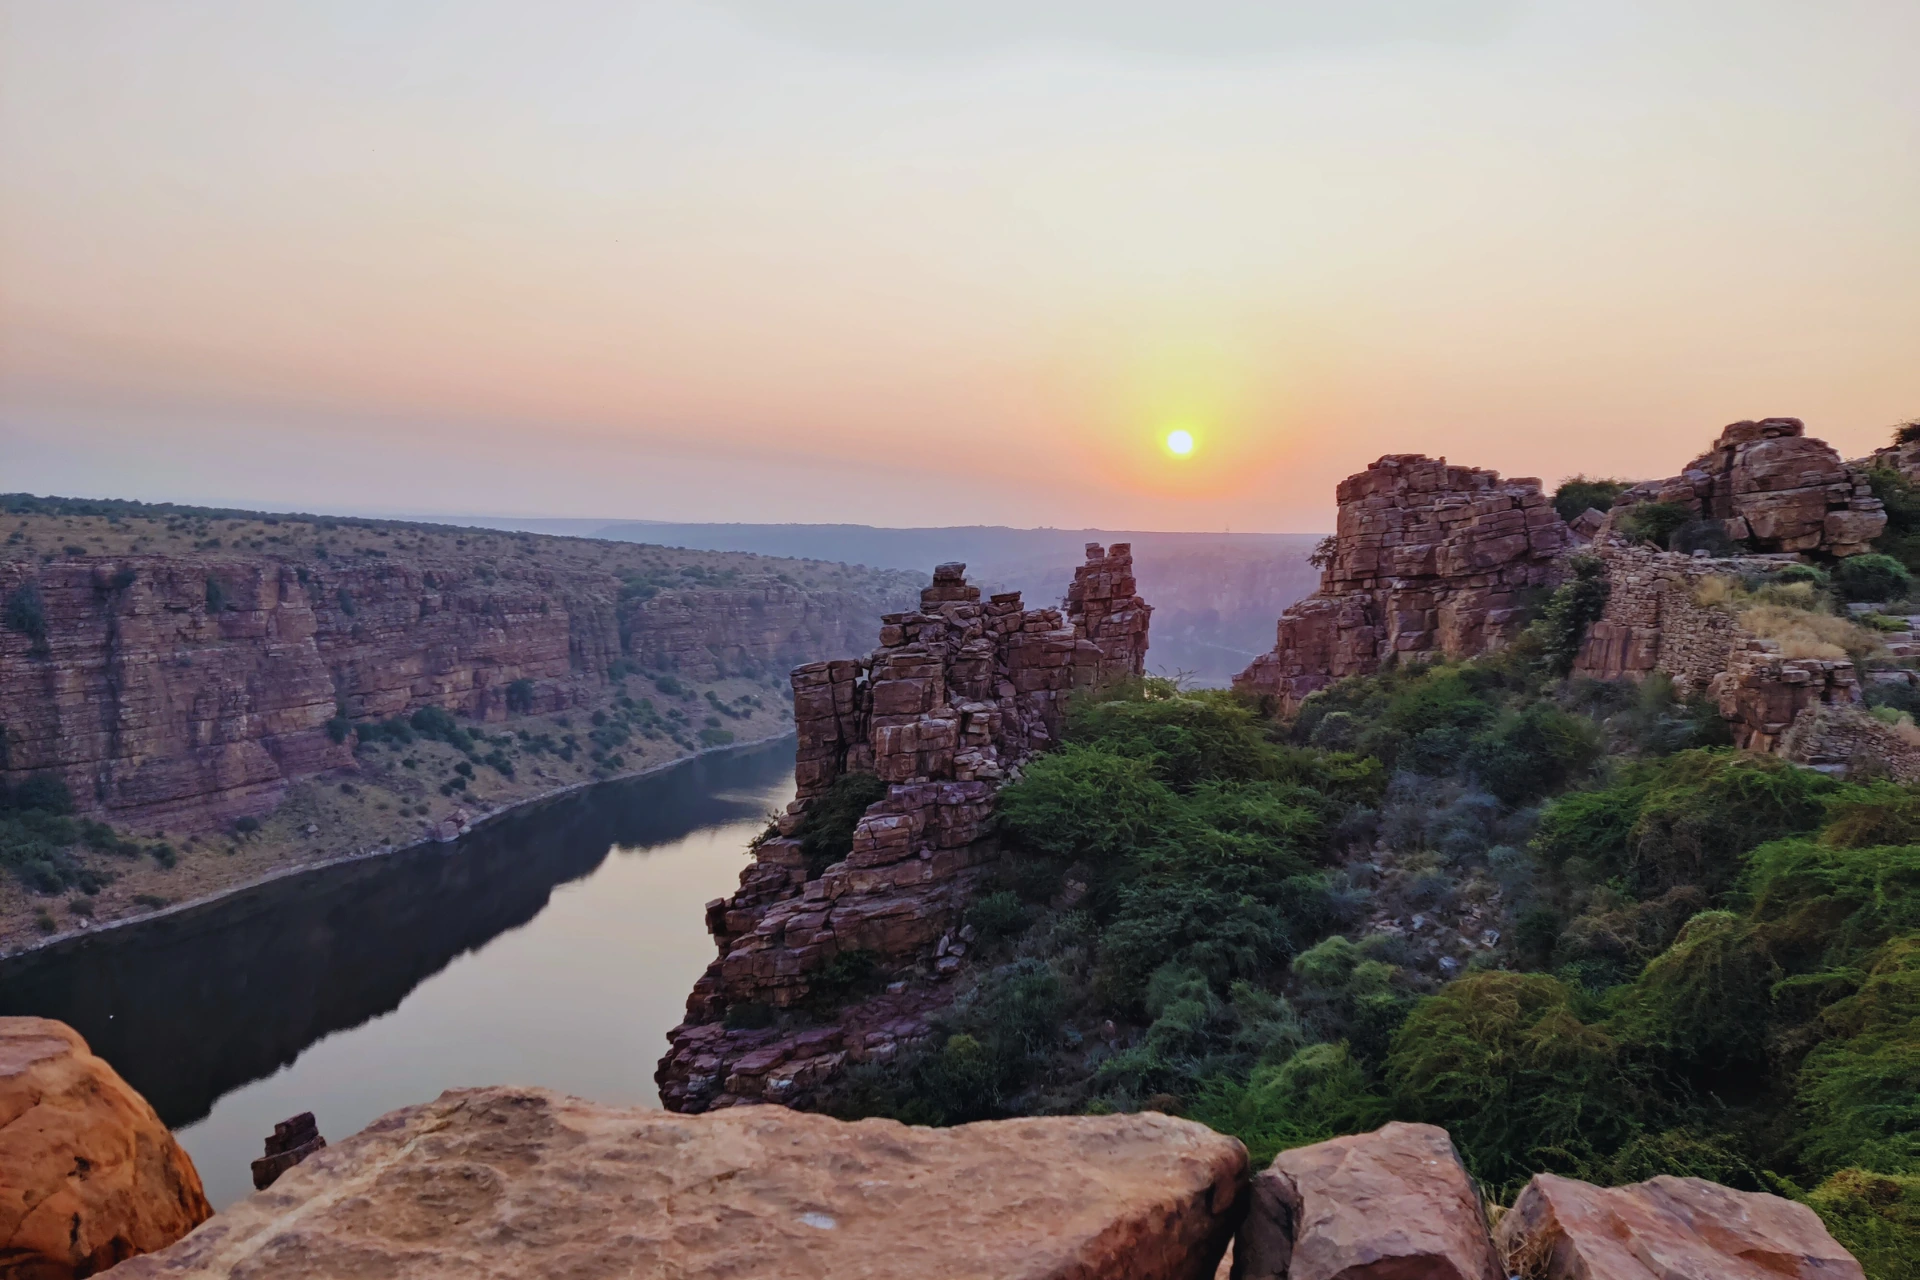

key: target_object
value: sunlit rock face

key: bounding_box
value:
[1612,417,1885,556]
[1233,456,1569,715]
[658,544,1149,1113]
[113,1087,1245,1280]
[0,1017,212,1279]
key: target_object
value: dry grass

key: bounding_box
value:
[1692,576,1885,663]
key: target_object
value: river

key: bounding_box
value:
[0,737,796,1208]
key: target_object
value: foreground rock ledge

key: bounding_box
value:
[0,1016,212,1279]
[1495,1171,1865,1280]
[115,1086,1248,1280]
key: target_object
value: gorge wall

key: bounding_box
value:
[0,505,916,834]
[657,544,1150,1112]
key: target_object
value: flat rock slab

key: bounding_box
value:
[0,1016,212,1278]
[116,1086,1247,1279]
[1237,1121,1502,1280]
[1495,1172,1864,1280]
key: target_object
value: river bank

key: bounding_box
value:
[0,686,796,958]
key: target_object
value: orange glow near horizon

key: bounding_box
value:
[1,2,1916,528]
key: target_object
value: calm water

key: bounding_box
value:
[0,738,795,1208]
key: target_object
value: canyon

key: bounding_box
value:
[0,498,918,949]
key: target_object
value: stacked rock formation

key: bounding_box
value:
[0,1017,212,1278]
[0,549,910,833]
[658,546,1149,1113]
[1611,417,1885,555]
[1234,456,1569,713]
[249,1111,326,1191]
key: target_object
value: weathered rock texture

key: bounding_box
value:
[0,550,909,833]
[1568,544,1867,753]
[659,546,1149,1112]
[1612,417,1885,556]
[115,1086,1246,1280]
[1495,1171,1864,1280]
[0,1016,212,1278]
[1234,456,1569,712]
[1236,1122,1501,1280]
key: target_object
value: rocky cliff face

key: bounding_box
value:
[657,544,1149,1113]
[0,506,916,834]
[1231,422,1915,776]
[1611,416,1885,555]
[1233,456,1569,713]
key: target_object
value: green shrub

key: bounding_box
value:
[1553,476,1629,523]
[1804,1168,1920,1280]
[1189,1041,1389,1166]
[1608,911,1776,1077]
[967,890,1031,943]
[505,678,535,714]
[1387,972,1638,1190]
[1533,749,1834,898]
[998,746,1173,865]
[1835,554,1913,604]
[1616,501,1694,548]
[1794,939,1920,1176]
[3,583,47,643]
[1534,556,1611,677]
[794,772,887,878]
[1464,700,1601,803]
[698,726,735,747]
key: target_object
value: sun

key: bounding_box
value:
[1165,429,1194,457]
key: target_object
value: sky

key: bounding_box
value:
[2,1,1916,531]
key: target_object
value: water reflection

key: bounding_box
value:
[0,739,794,1137]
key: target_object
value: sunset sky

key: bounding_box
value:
[3,1,1916,531]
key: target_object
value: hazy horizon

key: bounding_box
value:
[4,1,1916,530]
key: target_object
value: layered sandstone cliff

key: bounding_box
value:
[0,507,914,834]
[1610,416,1885,555]
[1233,420,1914,776]
[658,545,1149,1112]
[1233,455,1569,713]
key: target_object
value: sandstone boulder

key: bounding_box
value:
[1495,1172,1863,1280]
[0,1016,212,1279]
[117,1087,1245,1280]
[1236,1122,1501,1280]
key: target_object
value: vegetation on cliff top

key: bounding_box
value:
[825,607,1918,1273]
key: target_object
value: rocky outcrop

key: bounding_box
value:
[658,546,1149,1113]
[0,544,911,833]
[1612,417,1885,556]
[0,1016,212,1278]
[116,1086,1246,1280]
[1495,1172,1864,1280]
[1237,1122,1501,1280]
[248,1113,324,1191]
[1233,456,1569,713]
